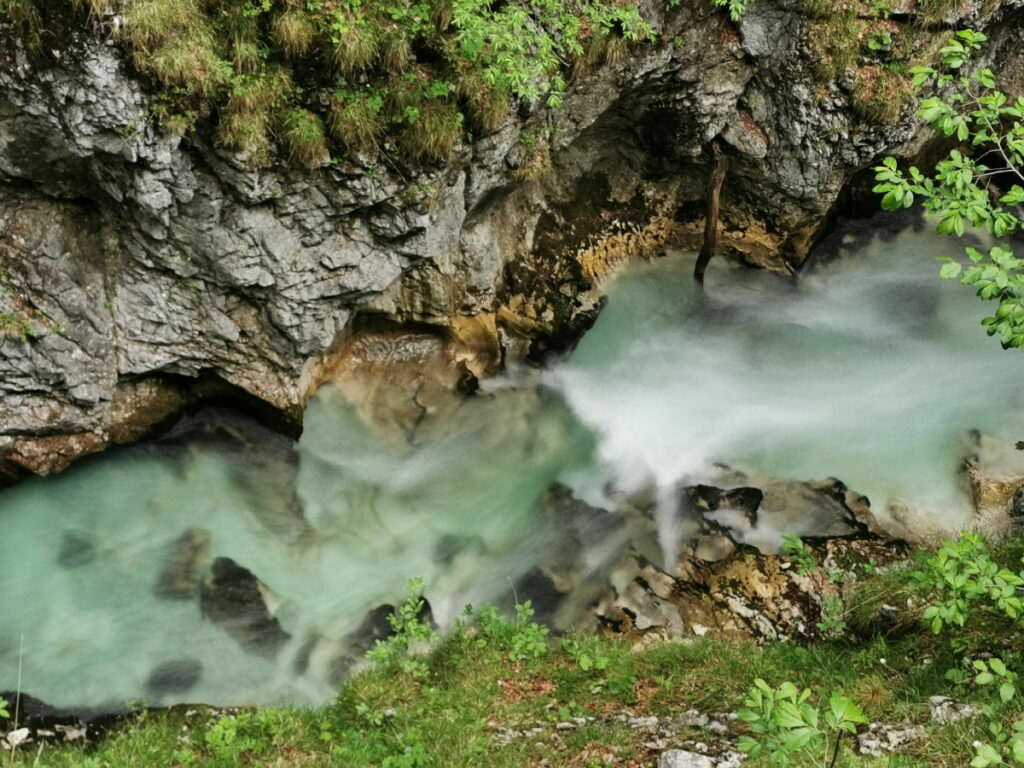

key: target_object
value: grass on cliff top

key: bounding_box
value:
[0,0,653,167]
[11,545,1024,768]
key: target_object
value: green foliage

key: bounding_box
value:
[866,31,892,52]
[973,657,1019,704]
[710,0,749,21]
[2,0,656,168]
[367,577,438,678]
[781,534,818,576]
[736,679,867,766]
[816,595,848,636]
[0,695,8,720]
[905,531,1024,634]
[971,719,1024,766]
[280,108,329,168]
[873,30,1024,349]
[562,636,609,672]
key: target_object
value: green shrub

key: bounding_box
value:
[280,108,329,168]
[737,679,867,767]
[270,10,315,57]
[330,90,385,156]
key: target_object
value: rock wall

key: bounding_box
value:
[2,0,1023,480]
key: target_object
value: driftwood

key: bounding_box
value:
[693,141,728,289]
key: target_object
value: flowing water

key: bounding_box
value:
[2,215,1023,710]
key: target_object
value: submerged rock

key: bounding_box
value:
[198,557,290,658]
[154,528,211,600]
[145,659,202,698]
[57,531,94,569]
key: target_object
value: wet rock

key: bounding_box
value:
[682,470,874,555]
[198,557,290,658]
[160,413,316,552]
[686,485,762,526]
[145,659,203,697]
[857,723,926,757]
[57,531,94,569]
[154,528,211,600]
[929,696,980,725]
[597,534,910,644]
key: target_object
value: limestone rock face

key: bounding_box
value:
[2,1,1024,477]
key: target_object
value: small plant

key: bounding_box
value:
[974,657,1019,703]
[905,532,1024,634]
[972,720,1024,766]
[280,108,329,168]
[270,10,315,57]
[398,100,463,163]
[711,0,750,20]
[816,595,847,636]
[367,578,437,678]
[202,710,279,765]
[563,636,609,672]
[781,534,818,576]
[737,680,868,767]
[866,31,892,51]
[509,601,549,661]
[330,89,384,156]
[873,29,1024,349]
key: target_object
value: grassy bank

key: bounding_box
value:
[7,534,1024,767]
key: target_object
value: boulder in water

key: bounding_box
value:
[145,659,202,698]
[57,531,94,569]
[154,528,211,600]
[198,557,290,658]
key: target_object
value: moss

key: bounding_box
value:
[916,0,969,25]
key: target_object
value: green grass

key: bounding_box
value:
[5,600,1019,767]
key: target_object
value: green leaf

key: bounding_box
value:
[1001,682,1016,702]
[830,693,868,725]
[940,261,963,279]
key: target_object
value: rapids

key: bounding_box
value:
[1,215,1021,709]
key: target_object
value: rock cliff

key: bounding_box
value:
[2,0,1023,480]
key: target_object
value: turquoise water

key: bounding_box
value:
[2,218,1022,708]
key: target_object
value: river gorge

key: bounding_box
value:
[3,215,1022,711]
